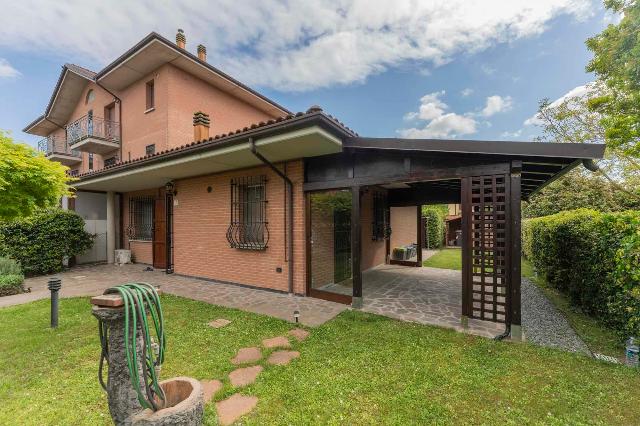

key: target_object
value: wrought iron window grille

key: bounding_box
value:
[127,196,154,241]
[226,175,269,250]
[372,191,388,241]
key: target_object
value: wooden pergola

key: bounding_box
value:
[303,137,605,337]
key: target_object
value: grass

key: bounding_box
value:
[424,247,624,359]
[423,247,462,270]
[1,296,640,425]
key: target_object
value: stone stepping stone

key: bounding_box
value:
[262,336,290,349]
[200,379,222,404]
[231,347,262,365]
[288,328,310,342]
[208,318,231,328]
[229,365,263,387]
[216,394,258,426]
[267,350,300,366]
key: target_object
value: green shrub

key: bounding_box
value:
[523,209,640,337]
[422,206,446,249]
[0,274,24,296]
[0,209,94,276]
[0,256,22,275]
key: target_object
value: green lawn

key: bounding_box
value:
[423,247,462,269]
[424,248,625,359]
[1,296,639,425]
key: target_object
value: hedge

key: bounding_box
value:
[523,208,640,338]
[422,206,446,249]
[0,256,24,296]
[0,210,94,276]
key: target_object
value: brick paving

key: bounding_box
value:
[4,264,346,326]
[5,262,504,337]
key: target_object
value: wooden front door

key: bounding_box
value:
[153,190,167,269]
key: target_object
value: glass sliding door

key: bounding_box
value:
[308,190,353,304]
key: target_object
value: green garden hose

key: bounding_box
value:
[98,283,166,411]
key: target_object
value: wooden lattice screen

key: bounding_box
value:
[462,174,510,323]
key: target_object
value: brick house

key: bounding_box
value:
[25,30,604,338]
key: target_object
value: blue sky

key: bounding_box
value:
[0,1,613,148]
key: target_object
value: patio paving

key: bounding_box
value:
[361,264,505,338]
[2,263,347,326]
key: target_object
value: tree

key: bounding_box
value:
[586,0,640,160]
[0,131,72,220]
[523,170,640,218]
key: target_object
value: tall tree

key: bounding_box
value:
[586,0,640,160]
[0,131,72,220]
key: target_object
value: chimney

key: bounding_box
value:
[197,44,207,62]
[176,29,186,49]
[193,111,210,140]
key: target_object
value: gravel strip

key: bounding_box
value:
[521,278,591,354]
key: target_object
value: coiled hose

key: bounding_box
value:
[98,283,166,411]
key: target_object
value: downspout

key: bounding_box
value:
[95,81,123,162]
[249,137,294,294]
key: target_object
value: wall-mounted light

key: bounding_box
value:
[165,181,177,196]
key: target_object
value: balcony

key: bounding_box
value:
[67,115,120,154]
[37,136,81,166]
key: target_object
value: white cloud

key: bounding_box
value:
[501,129,522,138]
[480,64,496,75]
[0,58,20,78]
[399,91,477,139]
[0,0,593,91]
[460,88,474,97]
[481,95,513,117]
[524,83,594,126]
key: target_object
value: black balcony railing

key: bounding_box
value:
[66,115,120,146]
[37,136,81,157]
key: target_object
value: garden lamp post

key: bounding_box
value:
[47,277,62,328]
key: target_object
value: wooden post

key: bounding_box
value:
[460,177,471,324]
[351,186,362,308]
[510,162,522,334]
[416,206,423,266]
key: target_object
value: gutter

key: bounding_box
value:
[249,137,294,294]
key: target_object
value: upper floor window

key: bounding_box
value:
[145,144,155,156]
[88,153,94,170]
[146,80,155,110]
[85,89,95,104]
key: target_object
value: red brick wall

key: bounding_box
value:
[390,206,417,251]
[171,160,306,294]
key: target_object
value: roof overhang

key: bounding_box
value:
[96,33,289,117]
[73,125,342,192]
[343,137,606,200]
[24,66,94,136]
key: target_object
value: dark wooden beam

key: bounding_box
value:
[417,207,423,265]
[510,162,522,326]
[351,186,362,303]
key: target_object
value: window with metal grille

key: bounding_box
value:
[145,144,155,156]
[127,196,154,241]
[226,176,269,249]
[88,153,94,170]
[104,156,117,167]
[372,191,388,241]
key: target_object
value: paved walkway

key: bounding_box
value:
[2,264,346,326]
[362,265,505,338]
